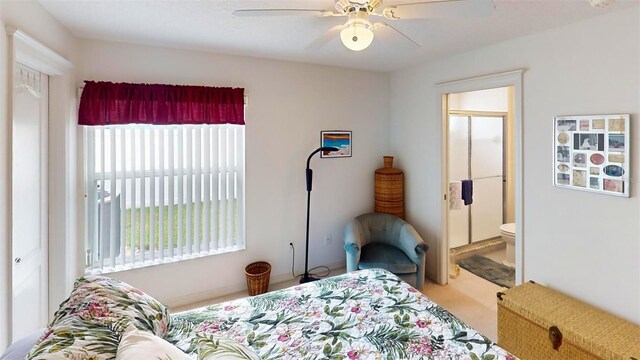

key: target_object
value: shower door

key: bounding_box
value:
[449,113,504,247]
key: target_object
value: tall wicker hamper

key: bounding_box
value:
[374,156,404,219]
[497,281,640,360]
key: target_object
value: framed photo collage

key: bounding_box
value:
[553,114,630,197]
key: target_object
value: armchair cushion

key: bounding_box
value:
[358,243,418,274]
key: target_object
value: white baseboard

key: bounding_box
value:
[165,262,346,309]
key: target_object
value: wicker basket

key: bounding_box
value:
[245,261,271,296]
[374,200,405,219]
[375,156,405,219]
[497,281,640,360]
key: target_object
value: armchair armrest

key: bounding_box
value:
[343,220,364,272]
[397,224,428,264]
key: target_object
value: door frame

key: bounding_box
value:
[436,70,525,285]
[5,27,72,344]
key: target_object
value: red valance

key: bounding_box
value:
[78,81,245,126]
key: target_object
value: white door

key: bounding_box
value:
[470,116,503,242]
[12,64,49,340]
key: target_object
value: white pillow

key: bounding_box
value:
[116,327,191,360]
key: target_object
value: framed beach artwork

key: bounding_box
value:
[320,130,352,158]
[553,114,630,197]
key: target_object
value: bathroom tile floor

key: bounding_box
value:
[173,260,506,343]
[482,247,508,265]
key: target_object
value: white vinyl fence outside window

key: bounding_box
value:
[84,124,245,273]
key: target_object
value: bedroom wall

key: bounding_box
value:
[448,87,508,112]
[0,0,78,348]
[389,8,640,323]
[75,39,390,307]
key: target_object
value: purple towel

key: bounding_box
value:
[461,179,473,205]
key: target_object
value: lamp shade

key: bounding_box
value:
[340,12,374,51]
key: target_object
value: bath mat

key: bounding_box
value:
[457,255,515,288]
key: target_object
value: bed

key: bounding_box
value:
[17,268,513,360]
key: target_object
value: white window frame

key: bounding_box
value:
[82,123,246,274]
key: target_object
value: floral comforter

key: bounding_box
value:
[167,269,513,360]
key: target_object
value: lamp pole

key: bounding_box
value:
[300,146,338,284]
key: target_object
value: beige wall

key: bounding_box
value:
[75,39,390,308]
[390,8,639,323]
[449,87,508,112]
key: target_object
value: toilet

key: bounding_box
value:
[500,223,516,268]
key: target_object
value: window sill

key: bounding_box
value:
[85,245,246,275]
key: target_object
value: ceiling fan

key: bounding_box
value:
[234,0,495,51]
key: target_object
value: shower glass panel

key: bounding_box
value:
[470,116,503,242]
[449,114,504,247]
[449,115,470,248]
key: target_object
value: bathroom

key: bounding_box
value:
[447,86,516,289]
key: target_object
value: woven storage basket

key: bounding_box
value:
[374,200,405,219]
[245,261,271,296]
[497,281,640,360]
[375,156,404,219]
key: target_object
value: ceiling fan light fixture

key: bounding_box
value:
[340,11,374,51]
[340,24,374,51]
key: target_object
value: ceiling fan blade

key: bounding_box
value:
[382,0,494,20]
[373,22,420,47]
[307,25,345,50]
[233,9,338,17]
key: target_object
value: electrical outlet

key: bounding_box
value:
[324,235,332,245]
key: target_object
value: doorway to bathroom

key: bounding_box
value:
[446,86,517,291]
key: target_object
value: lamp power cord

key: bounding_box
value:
[289,242,330,279]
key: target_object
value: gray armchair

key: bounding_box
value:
[343,213,428,290]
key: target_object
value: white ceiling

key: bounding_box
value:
[38,0,637,72]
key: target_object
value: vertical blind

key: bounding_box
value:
[84,124,245,273]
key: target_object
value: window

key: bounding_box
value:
[84,124,245,273]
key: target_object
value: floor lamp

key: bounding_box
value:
[300,146,339,284]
